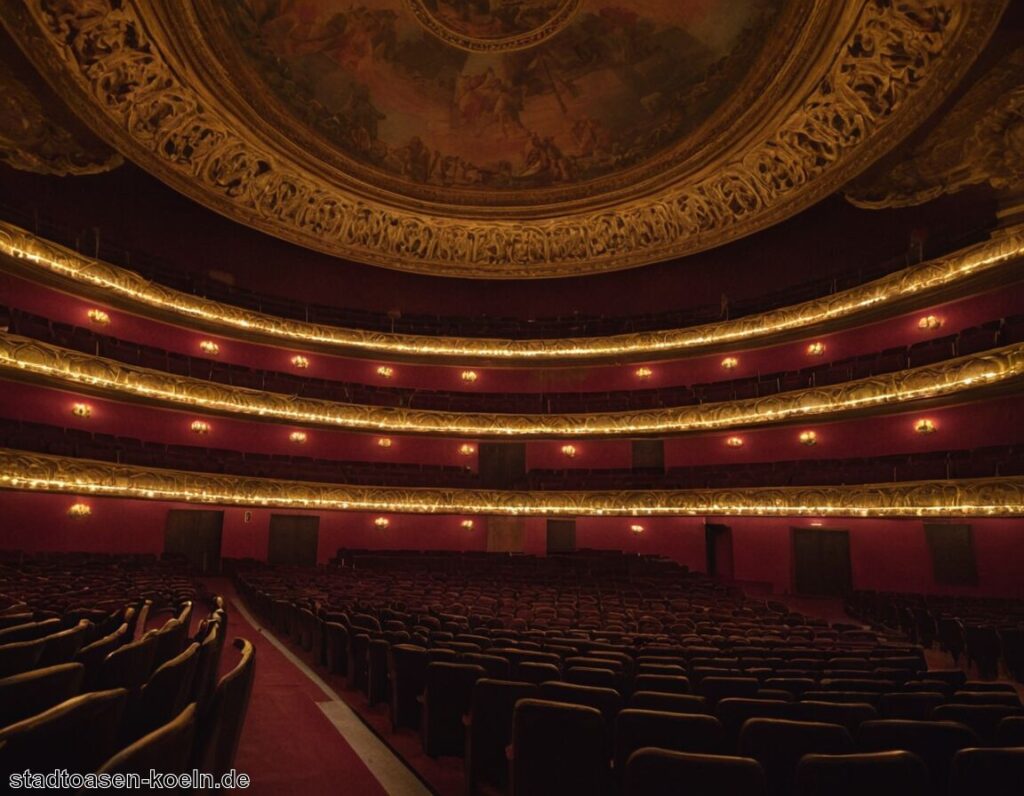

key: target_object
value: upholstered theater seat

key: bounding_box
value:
[98,704,197,776]
[794,750,928,796]
[738,719,855,796]
[510,699,608,796]
[624,748,766,796]
[0,662,85,726]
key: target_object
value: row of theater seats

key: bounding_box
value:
[6,206,916,338]
[847,591,1024,682]
[0,553,255,781]
[2,417,1022,490]
[235,554,1024,795]
[5,305,1022,413]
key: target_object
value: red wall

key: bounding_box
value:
[2,492,1022,598]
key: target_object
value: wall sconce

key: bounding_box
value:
[635,366,653,379]
[289,431,308,444]
[199,340,220,356]
[377,437,392,448]
[376,365,394,379]
[86,309,110,326]
[71,402,92,418]
[561,444,577,458]
[630,524,645,535]
[291,355,310,369]
[461,370,478,383]
[806,342,825,357]
[190,420,210,435]
[798,430,817,446]
[374,517,390,528]
[461,519,474,530]
[809,521,823,527]
[721,357,738,370]
[918,315,943,330]
[67,502,91,519]
[725,436,744,448]
[459,443,476,456]
[915,418,937,434]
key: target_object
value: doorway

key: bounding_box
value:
[546,519,577,554]
[705,523,734,579]
[268,514,320,566]
[164,510,223,574]
[792,527,852,596]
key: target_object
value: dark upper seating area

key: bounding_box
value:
[4,306,1022,414]
[0,552,254,781]
[2,418,1022,489]
[5,206,982,340]
[236,553,1024,796]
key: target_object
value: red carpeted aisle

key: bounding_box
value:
[209,580,390,796]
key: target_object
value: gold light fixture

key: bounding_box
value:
[190,420,210,435]
[918,315,943,330]
[374,516,390,528]
[721,356,738,370]
[807,341,825,357]
[799,430,818,446]
[635,366,653,379]
[726,436,744,448]
[461,519,474,529]
[199,340,220,356]
[630,524,645,535]
[461,370,478,383]
[291,355,310,369]
[561,444,577,458]
[86,308,110,326]
[377,437,392,448]
[376,365,394,379]
[67,502,91,518]
[459,443,476,456]
[915,418,937,434]
[71,402,92,418]
[289,431,308,444]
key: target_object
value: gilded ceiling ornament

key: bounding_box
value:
[404,0,580,53]
[0,332,1021,437]
[0,36,121,176]
[847,47,1024,208]
[1,448,1021,517]
[0,0,1005,277]
[2,220,1022,362]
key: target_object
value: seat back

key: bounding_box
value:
[151,619,189,671]
[789,701,878,734]
[701,676,761,705]
[879,691,946,720]
[0,688,128,777]
[98,704,197,775]
[0,663,85,726]
[716,698,791,750]
[949,747,1024,796]
[631,691,710,714]
[739,718,854,796]
[191,622,223,712]
[467,679,538,792]
[38,619,91,666]
[99,633,159,692]
[192,638,255,775]
[537,681,622,724]
[996,715,1024,746]
[932,704,1024,744]
[795,750,928,796]
[75,623,128,689]
[422,662,485,757]
[614,709,725,773]
[388,643,427,731]
[511,699,608,796]
[0,637,46,678]
[135,642,200,738]
[625,748,766,796]
[0,618,61,643]
[857,719,980,787]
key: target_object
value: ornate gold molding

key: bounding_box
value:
[0,0,1005,277]
[847,46,1024,209]
[1,448,1021,517]
[404,0,581,53]
[3,220,1023,363]
[1,332,1021,437]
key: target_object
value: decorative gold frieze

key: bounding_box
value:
[2,220,1022,362]
[0,333,1021,438]
[1,449,1021,517]
[0,0,1004,277]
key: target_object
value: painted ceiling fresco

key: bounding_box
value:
[231,0,784,192]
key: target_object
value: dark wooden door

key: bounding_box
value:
[164,510,223,574]
[546,519,577,554]
[793,527,852,596]
[268,515,320,566]
[632,439,665,471]
[705,523,734,578]
[479,443,527,488]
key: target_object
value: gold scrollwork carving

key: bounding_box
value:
[1,448,1021,517]
[0,0,1005,277]
[2,220,1022,362]
[0,332,1021,437]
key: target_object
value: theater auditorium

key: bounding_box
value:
[1,0,1023,794]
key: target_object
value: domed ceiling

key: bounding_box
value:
[0,0,1008,277]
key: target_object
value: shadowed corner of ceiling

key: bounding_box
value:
[0,25,122,177]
